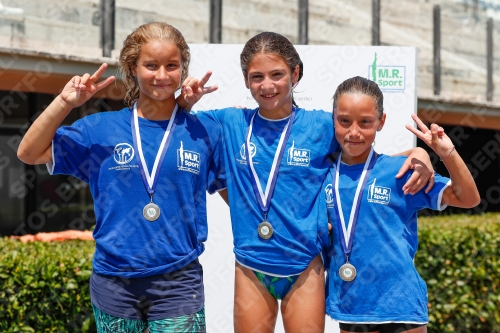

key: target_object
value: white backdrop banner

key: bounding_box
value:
[188,44,418,333]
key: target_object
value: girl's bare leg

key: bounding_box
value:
[234,262,279,333]
[281,255,325,333]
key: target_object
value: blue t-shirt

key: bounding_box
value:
[322,154,451,324]
[197,107,339,276]
[49,107,225,278]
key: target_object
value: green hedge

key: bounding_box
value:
[0,239,95,332]
[416,213,500,333]
[0,214,499,332]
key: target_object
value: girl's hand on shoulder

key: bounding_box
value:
[178,71,218,111]
[397,147,434,195]
[405,114,454,160]
[60,63,115,109]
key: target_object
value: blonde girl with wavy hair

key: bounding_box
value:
[18,22,223,333]
[119,22,191,110]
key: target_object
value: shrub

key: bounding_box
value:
[0,214,499,332]
[0,238,95,332]
[417,213,500,333]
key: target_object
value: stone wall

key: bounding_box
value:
[0,0,499,101]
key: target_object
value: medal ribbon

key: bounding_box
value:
[131,103,179,197]
[332,148,377,257]
[245,109,295,215]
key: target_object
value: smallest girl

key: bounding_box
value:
[323,76,479,333]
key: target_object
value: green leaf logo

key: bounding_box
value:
[372,53,377,82]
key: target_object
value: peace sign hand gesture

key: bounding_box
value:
[405,114,454,159]
[60,63,115,108]
[177,71,218,111]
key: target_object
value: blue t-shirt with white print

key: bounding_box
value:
[197,107,338,276]
[49,107,225,278]
[322,154,451,324]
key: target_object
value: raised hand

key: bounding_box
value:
[60,63,115,108]
[405,116,480,208]
[178,71,218,110]
[18,64,115,165]
[405,114,454,159]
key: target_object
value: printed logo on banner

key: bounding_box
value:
[114,143,135,165]
[237,142,257,165]
[287,141,310,167]
[325,184,334,208]
[177,141,201,174]
[368,52,406,92]
[367,178,391,205]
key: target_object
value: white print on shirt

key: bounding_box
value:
[325,183,335,208]
[287,141,310,167]
[177,141,201,174]
[109,143,139,171]
[237,142,257,165]
[367,178,391,205]
[114,143,135,164]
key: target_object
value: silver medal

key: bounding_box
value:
[339,262,356,281]
[143,202,160,222]
[246,110,294,243]
[258,221,273,239]
[132,104,177,224]
[334,149,376,283]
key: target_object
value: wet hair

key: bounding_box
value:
[240,32,303,107]
[332,76,384,118]
[119,22,190,108]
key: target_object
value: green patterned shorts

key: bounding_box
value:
[254,271,299,300]
[92,304,206,333]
